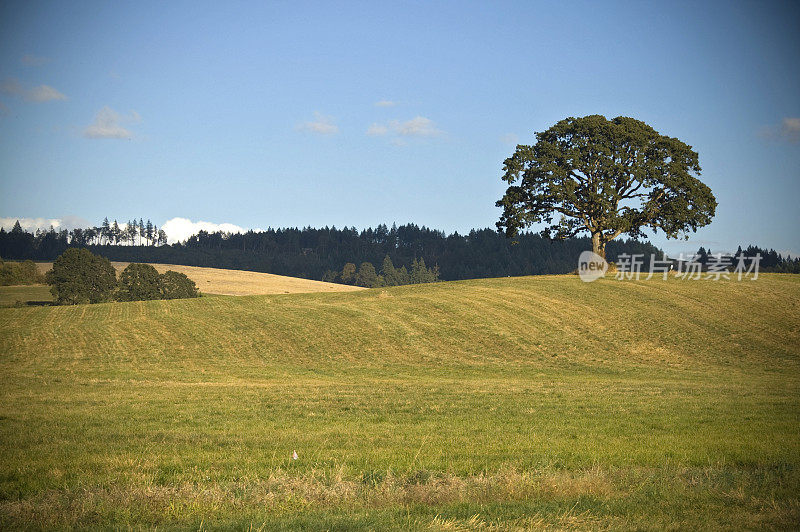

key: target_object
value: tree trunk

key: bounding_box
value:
[591,232,606,259]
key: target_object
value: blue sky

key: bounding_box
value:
[1,1,798,254]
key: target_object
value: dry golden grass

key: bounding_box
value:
[34,261,364,296]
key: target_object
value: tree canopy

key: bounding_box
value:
[355,262,379,288]
[497,115,717,258]
[0,258,44,286]
[45,248,117,305]
[158,270,200,299]
[116,263,200,301]
[117,263,162,301]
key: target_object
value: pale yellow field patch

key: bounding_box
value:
[35,261,364,296]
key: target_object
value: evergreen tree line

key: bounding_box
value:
[324,256,440,288]
[73,217,168,246]
[692,245,800,273]
[2,219,797,281]
[1,218,167,252]
[46,248,199,305]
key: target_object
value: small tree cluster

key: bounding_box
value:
[46,249,200,305]
[410,258,439,284]
[117,263,200,301]
[0,258,45,286]
[324,255,439,288]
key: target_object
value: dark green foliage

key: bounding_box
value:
[411,258,439,284]
[146,220,154,246]
[46,257,199,304]
[0,223,667,279]
[0,259,44,285]
[696,246,710,265]
[3,220,797,280]
[380,255,412,286]
[395,266,410,284]
[117,263,162,301]
[321,269,338,283]
[45,248,117,305]
[127,220,137,244]
[355,262,380,288]
[381,255,397,285]
[101,218,111,245]
[340,263,356,284]
[111,220,121,245]
[158,270,200,299]
[732,245,800,273]
[497,115,717,258]
[113,263,199,302]
[343,256,438,287]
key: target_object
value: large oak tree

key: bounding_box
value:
[496,115,716,259]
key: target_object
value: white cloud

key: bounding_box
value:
[83,106,140,139]
[780,117,800,142]
[296,112,339,135]
[0,78,66,102]
[161,217,257,244]
[21,54,50,66]
[28,85,67,102]
[366,123,389,136]
[367,116,443,141]
[760,117,800,143]
[374,100,398,107]
[0,216,89,233]
[394,116,440,137]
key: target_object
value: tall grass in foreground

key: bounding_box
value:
[1,274,799,529]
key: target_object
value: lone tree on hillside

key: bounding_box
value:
[46,248,117,304]
[496,115,717,259]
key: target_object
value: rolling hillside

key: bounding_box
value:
[1,274,799,529]
[33,261,365,296]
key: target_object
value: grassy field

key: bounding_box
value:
[33,262,364,296]
[0,285,53,307]
[1,274,799,529]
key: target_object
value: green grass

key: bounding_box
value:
[1,274,799,529]
[0,285,53,307]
